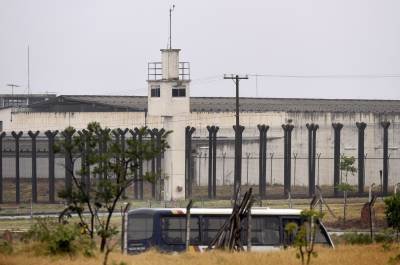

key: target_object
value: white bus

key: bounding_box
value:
[125,207,334,254]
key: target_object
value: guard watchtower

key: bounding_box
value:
[147,49,190,116]
[146,48,191,200]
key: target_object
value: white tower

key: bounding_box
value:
[147,48,191,200]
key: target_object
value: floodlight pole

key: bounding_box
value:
[6,84,20,122]
[224,74,248,196]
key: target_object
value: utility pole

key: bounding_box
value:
[7,83,19,97]
[224,74,248,196]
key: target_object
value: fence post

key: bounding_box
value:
[270,152,274,185]
[62,129,75,198]
[102,129,110,180]
[221,152,226,186]
[233,125,245,197]
[307,124,313,196]
[381,121,390,196]
[134,128,144,200]
[152,128,164,201]
[45,130,58,203]
[212,126,219,198]
[312,125,318,196]
[118,128,129,198]
[185,126,196,199]
[78,130,91,195]
[185,200,193,251]
[356,122,367,195]
[148,129,156,199]
[293,152,298,187]
[207,126,213,199]
[332,123,343,197]
[11,131,23,204]
[257,124,269,198]
[306,123,319,197]
[282,124,294,196]
[258,125,264,195]
[0,132,5,203]
[246,152,251,186]
[317,153,322,186]
[198,152,202,187]
[129,129,139,199]
[28,131,40,203]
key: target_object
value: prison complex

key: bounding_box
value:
[0,47,399,202]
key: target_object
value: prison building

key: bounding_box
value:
[0,47,399,202]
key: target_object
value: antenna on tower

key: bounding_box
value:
[27,45,31,102]
[169,4,175,49]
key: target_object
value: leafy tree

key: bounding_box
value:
[340,155,357,183]
[384,193,400,241]
[57,122,169,252]
[338,155,357,223]
[285,209,324,265]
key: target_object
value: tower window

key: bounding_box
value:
[172,86,186,97]
[151,85,160,97]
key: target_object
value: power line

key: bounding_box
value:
[248,73,400,79]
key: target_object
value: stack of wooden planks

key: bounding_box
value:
[207,188,253,251]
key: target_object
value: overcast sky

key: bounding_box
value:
[1,0,400,99]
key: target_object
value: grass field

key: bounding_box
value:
[0,244,398,265]
[0,195,394,265]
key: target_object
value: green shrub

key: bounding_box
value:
[375,228,395,244]
[25,218,95,256]
[0,239,13,255]
[342,232,372,245]
[385,193,400,240]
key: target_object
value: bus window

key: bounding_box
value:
[161,216,200,244]
[283,219,329,245]
[253,216,280,245]
[202,216,228,245]
[128,214,154,241]
[242,216,280,245]
[302,221,329,244]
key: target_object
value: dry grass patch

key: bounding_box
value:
[0,244,398,265]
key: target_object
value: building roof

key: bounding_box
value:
[24,95,400,114]
[25,95,146,112]
[128,207,302,216]
[61,95,147,111]
[191,97,400,113]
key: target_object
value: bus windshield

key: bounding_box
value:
[127,214,154,241]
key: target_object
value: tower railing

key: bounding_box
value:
[147,62,190,81]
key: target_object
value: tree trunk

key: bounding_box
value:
[100,237,107,252]
[343,191,347,223]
